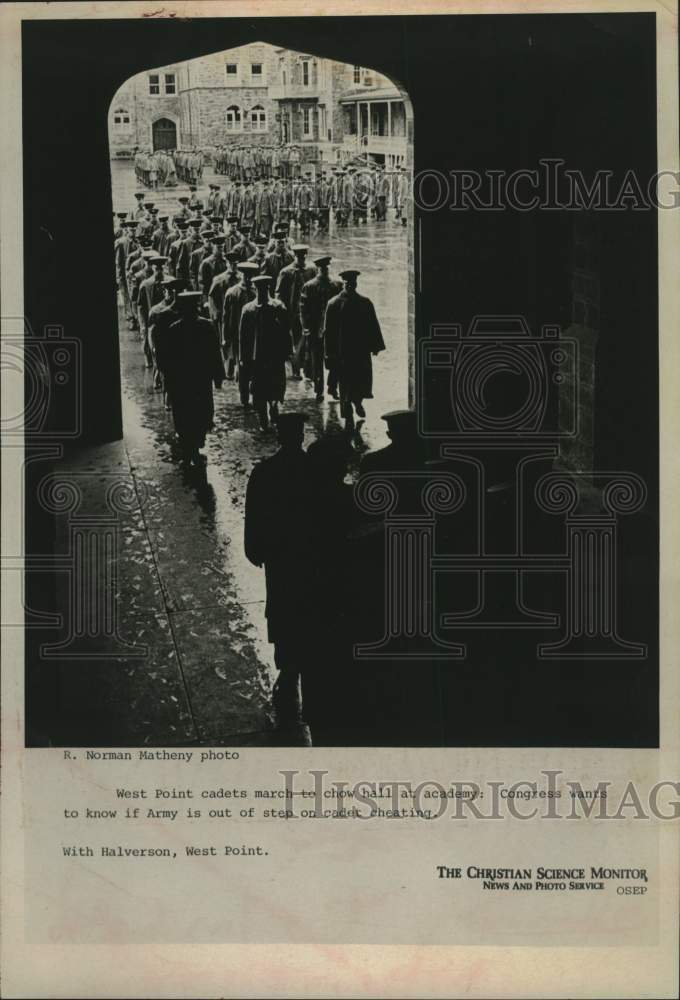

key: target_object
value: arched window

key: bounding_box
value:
[226,105,242,133]
[112,107,131,130]
[249,105,267,133]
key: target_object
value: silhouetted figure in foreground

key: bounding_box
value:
[244,412,314,725]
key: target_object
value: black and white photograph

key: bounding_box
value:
[2,4,679,998]
[19,11,661,750]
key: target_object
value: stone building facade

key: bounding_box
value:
[109,44,410,170]
[108,43,279,156]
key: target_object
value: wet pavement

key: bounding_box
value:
[37,161,408,747]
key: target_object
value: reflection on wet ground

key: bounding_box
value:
[43,162,408,747]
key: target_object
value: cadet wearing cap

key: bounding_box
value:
[275,244,316,379]
[223,262,259,404]
[148,276,184,403]
[239,275,292,431]
[207,249,242,356]
[162,291,225,467]
[300,254,343,401]
[324,269,386,429]
[199,233,227,297]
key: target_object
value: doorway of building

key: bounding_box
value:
[152,117,177,151]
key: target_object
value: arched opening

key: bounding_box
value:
[151,116,178,152]
[102,41,415,747]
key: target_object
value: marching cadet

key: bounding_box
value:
[138,255,168,369]
[115,221,137,323]
[275,244,316,379]
[255,179,276,238]
[168,219,188,276]
[222,261,258,404]
[394,164,408,225]
[241,180,257,231]
[232,224,257,263]
[128,249,155,351]
[114,212,128,240]
[376,165,391,221]
[208,249,242,363]
[176,219,201,286]
[190,228,214,291]
[188,185,203,213]
[296,173,315,236]
[300,254,343,401]
[132,191,146,221]
[316,173,333,232]
[199,233,227,297]
[238,274,292,431]
[138,202,156,239]
[207,184,218,214]
[162,291,226,467]
[225,215,240,250]
[262,231,294,284]
[174,195,192,223]
[324,269,386,430]
[249,236,269,272]
[336,169,352,228]
[148,276,183,404]
[227,180,243,223]
[244,411,314,724]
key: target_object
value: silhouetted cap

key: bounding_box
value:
[203,209,213,216]
[238,262,260,274]
[212,235,226,245]
[122,220,137,228]
[339,269,360,280]
[313,255,332,267]
[252,275,272,286]
[161,277,182,289]
[158,215,169,221]
[176,221,189,229]
[254,236,268,247]
[134,192,145,199]
[240,224,252,234]
[226,250,241,262]
[116,212,128,219]
[176,291,203,304]
[189,186,197,192]
[178,196,190,203]
[381,409,418,433]
[144,202,154,209]
[226,215,239,224]
[292,244,309,253]
[149,256,168,265]
[188,219,202,227]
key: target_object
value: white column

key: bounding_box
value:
[387,100,392,138]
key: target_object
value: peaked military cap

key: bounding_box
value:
[339,269,361,279]
[237,262,260,274]
[313,255,332,267]
[291,244,309,253]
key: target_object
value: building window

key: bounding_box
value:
[148,74,160,96]
[302,60,310,87]
[251,62,264,84]
[353,65,362,84]
[302,106,312,138]
[226,106,242,132]
[250,105,267,133]
[112,107,131,126]
[226,63,239,83]
[164,73,176,95]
